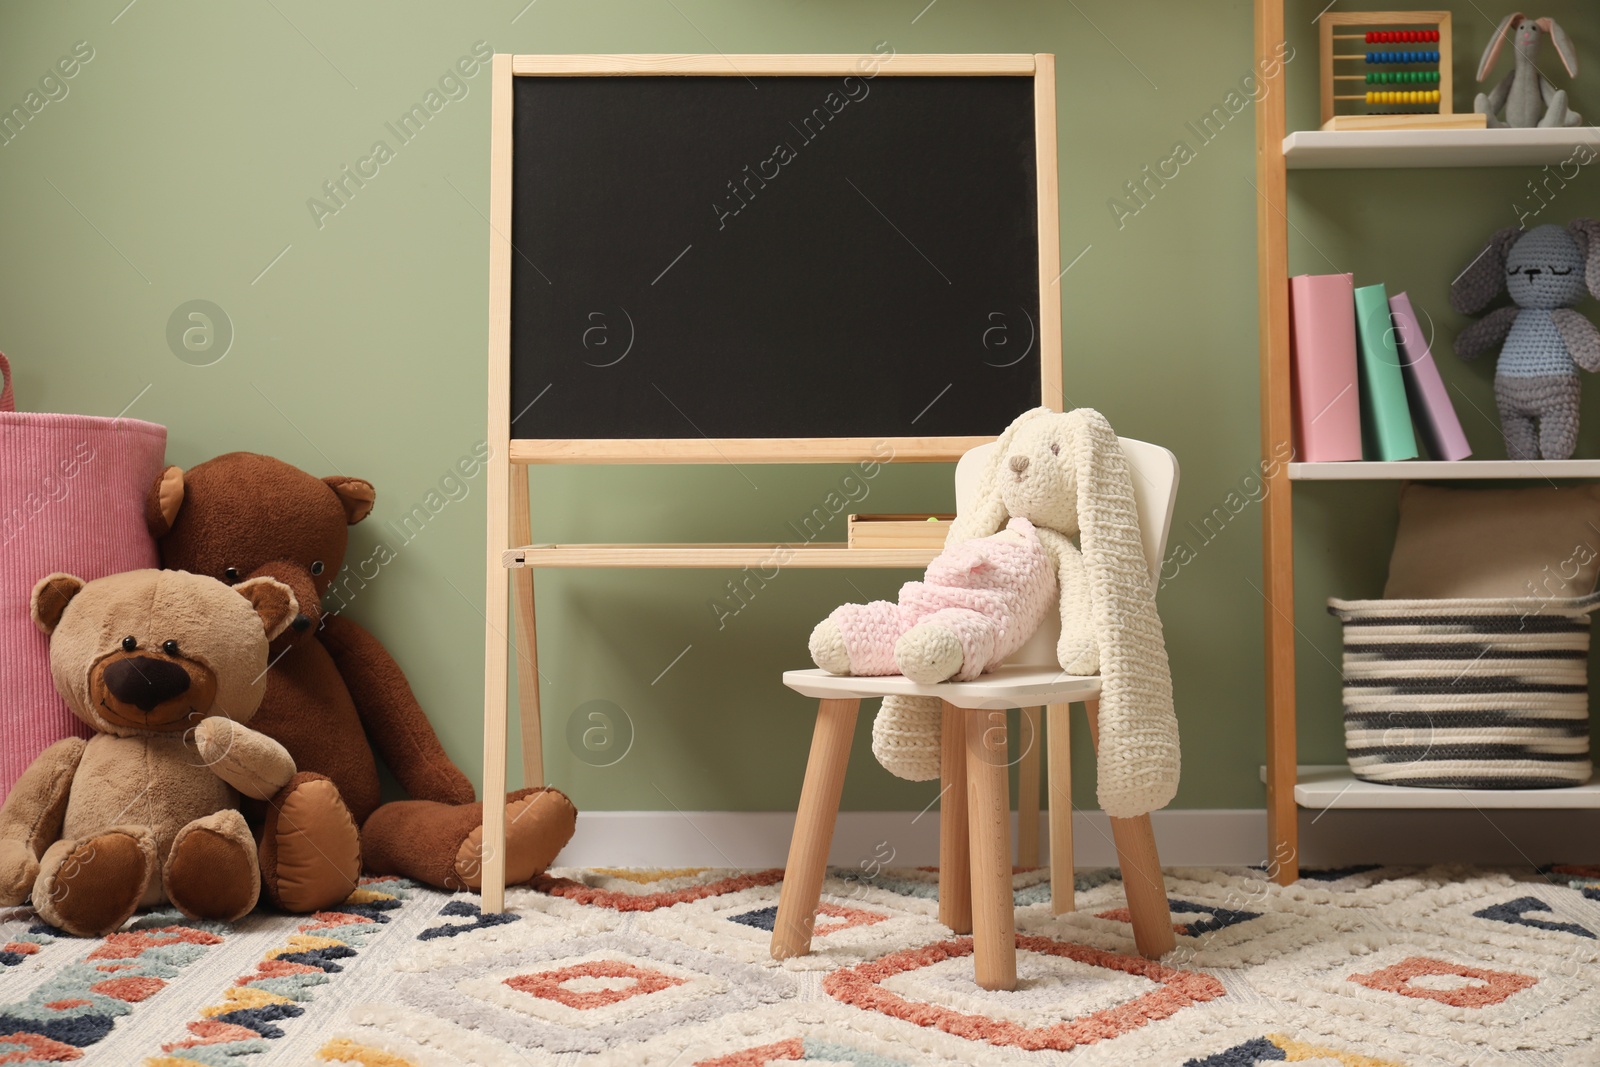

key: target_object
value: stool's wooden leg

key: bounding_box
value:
[966,708,1017,991]
[1047,702,1074,914]
[1017,706,1042,868]
[938,700,971,934]
[1084,698,1174,959]
[771,697,859,960]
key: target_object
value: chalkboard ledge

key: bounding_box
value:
[508,437,993,465]
[506,543,940,569]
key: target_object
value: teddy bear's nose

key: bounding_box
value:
[104,656,190,712]
[1008,454,1030,474]
[291,613,312,633]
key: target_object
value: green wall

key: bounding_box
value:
[3,1,1597,814]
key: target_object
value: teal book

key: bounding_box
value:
[1353,283,1418,461]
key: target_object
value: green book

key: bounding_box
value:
[1353,283,1418,461]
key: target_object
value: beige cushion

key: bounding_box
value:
[1384,483,1600,599]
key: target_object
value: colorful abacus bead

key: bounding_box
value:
[1364,30,1440,43]
[1365,89,1441,105]
[1365,70,1440,83]
[1365,50,1441,63]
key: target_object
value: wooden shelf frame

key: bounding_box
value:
[479,52,1064,912]
[1284,126,1600,169]
[1267,766,1600,810]
[1255,0,1299,884]
[1256,4,1600,883]
[1290,460,1600,480]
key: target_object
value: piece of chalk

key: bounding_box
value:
[928,516,938,521]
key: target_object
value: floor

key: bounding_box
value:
[0,863,1595,1066]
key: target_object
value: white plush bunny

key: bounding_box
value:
[829,407,1181,820]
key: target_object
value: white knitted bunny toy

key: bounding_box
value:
[812,407,1180,820]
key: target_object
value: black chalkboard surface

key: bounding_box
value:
[508,73,1042,441]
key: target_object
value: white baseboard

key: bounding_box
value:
[557,809,1600,870]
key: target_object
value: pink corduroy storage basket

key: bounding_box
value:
[0,354,167,801]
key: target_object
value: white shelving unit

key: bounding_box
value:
[1266,765,1600,810]
[1256,4,1600,881]
[1284,127,1600,169]
[1290,460,1600,480]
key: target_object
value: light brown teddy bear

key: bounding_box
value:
[0,569,300,937]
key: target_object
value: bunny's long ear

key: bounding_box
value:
[1537,18,1578,76]
[1450,227,1522,315]
[945,406,1052,547]
[1065,408,1180,818]
[1568,219,1600,300]
[1477,12,1521,81]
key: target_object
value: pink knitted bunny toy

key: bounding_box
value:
[808,517,1057,685]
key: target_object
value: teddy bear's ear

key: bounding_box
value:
[144,466,186,538]
[31,573,85,635]
[234,576,300,641]
[323,476,375,525]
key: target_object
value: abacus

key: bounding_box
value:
[1318,10,1485,131]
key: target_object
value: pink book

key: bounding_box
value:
[1289,273,1362,462]
[1389,291,1471,461]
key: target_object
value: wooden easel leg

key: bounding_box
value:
[481,53,516,915]
[1084,698,1174,958]
[481,566,511,914]
[1047,702,1074,914]
[508,471,543,789]
[771,698,860,960]
[966,708,1017,991]
[1017,706,1041,867]
[939,700,971,934]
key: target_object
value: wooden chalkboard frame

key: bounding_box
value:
[478,54,1060,910]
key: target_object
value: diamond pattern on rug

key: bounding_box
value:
[1183,1032,1404,1067]
[0,865,1594,1064]
[824,933,1224,1051]
[633,872,946,971]
[1247,921,1600,1059]
[388,932,791,1056]
[1096,898,1261,938]
[529,870,785,912]
[1348,956,1537,1008]
[149,877,418,1066]
[0,919,224,1058]
[1473,895,1596,939]
[505,959,686,1010]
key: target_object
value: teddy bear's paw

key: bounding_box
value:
[166,810,259,923]
[895,624,964,684]
[261,773,361,913]
[809,618,852,675]
[35,828,154,938]
[455,787,578,889]
[0,840,40,908]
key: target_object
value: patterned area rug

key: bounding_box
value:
[0,865,1595,1066]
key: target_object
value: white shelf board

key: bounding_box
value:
[1262,765,1600,810]
[1289,459,1600,481]
[1283,127,1600,169]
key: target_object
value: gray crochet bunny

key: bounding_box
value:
[1473,14,1582,128]
[1450,220,1600,460]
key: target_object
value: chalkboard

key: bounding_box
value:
[507,69,1046,443]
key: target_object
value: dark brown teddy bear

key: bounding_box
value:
[147,452,576,900]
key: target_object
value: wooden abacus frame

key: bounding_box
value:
[1318,10,1480,131]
